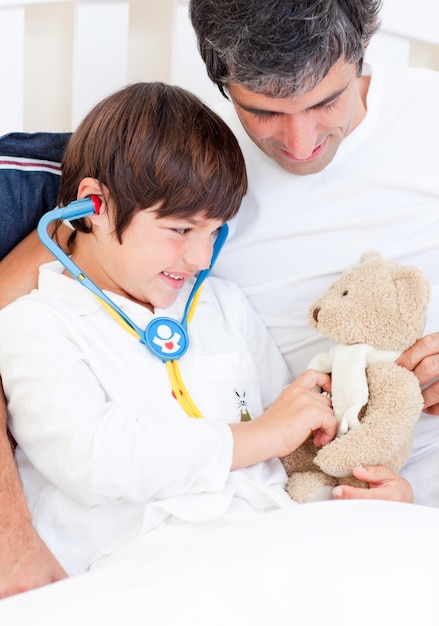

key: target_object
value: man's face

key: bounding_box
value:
[227,60,369,175]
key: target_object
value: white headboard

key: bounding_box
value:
[366,0,439,66]
[0,0,438,135]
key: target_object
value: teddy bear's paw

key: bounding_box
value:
[303,485,335,503]
[314,438,358,477]
[321,467,354,478]
[286,471,337,504]
[281,438,319,475]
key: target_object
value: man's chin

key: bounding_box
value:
[273,152,329,176]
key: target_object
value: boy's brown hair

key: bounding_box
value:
[58,82,247,242]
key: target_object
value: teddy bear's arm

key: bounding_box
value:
[315,360,424,478]
[367,350,401,364]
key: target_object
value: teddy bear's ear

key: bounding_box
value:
[393,266,431,329]
[359,251,382,264]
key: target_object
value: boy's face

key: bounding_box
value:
[73,206,223,311]
[227,59,368,176]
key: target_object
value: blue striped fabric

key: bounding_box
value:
[0,132,71,259]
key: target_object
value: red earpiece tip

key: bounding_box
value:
[90,195,102,214]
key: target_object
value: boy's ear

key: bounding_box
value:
[77,177,105,204]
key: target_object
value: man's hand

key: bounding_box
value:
[332,465,413,503]
[0,525,67,598]
[397,332,439,414]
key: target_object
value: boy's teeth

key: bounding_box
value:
[164,272,183,280]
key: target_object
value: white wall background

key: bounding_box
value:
[0,0,438,135]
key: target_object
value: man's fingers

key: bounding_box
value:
[398,333,439,374]
[421,380,439,413]
[412,354,439,387]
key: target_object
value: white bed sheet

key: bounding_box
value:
[1,499,438,625]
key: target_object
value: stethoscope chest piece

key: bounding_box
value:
[143,317,189,361]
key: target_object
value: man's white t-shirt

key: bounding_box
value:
[213,63,439,504]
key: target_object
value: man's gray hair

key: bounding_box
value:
[190,0,382,98]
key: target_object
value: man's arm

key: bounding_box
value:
[0,380,67,597]
[0,229,56,308]
[0,230,69,596]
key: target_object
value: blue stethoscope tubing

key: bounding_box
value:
[37,197,229,362]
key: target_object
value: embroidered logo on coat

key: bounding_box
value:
[234,389,252,422]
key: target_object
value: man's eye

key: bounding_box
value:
[172,228,189,235]
[251,110,279,120]
[315,99,338,112]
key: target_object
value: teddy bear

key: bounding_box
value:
[281,251,431,503]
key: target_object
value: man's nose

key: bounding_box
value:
[281,116,319,160]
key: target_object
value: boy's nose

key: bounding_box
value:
[184,239,212,271]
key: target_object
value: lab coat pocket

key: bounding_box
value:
[181,351,263,423]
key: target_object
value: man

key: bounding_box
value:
[189,0,439,500]
[0,0,438,595]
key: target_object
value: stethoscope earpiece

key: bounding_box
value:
[90,195,102,214]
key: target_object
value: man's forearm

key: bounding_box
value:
[0,382,67,597]
[0,226,71,596]
[0,389,32,532]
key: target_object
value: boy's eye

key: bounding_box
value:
[172,227,190,235]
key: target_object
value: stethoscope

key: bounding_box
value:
[37,196,229,419]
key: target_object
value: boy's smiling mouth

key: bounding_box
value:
[161,271,187,289]
[163,271,185,280]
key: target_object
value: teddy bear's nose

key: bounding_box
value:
[313,307,321,322]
